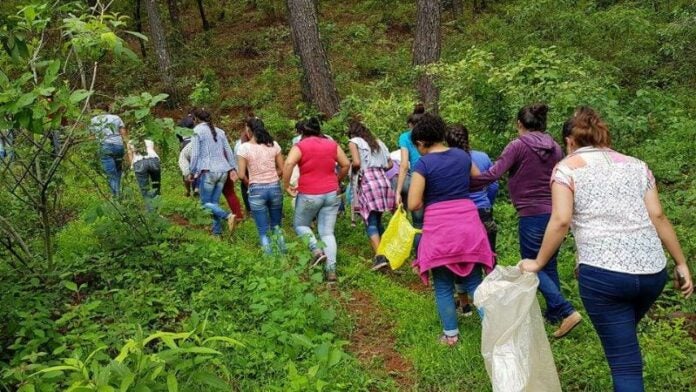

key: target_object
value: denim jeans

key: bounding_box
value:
[519,214,575,323]
[134,158,161,211]
[199,171,231,235]
[240,180,251,212]
[249,182,286,254]
[100,142,125,196]
[401,173,424,249]
[433,265,483,336]
[294,191,339,272]
[366,211,384,238]
[579,265,667,392]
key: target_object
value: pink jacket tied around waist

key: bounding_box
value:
[414,198,495,285]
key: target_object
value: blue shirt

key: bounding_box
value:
[189,123,237,175]
[413,148,471,207]
[398,130,421,171]
[469,150,498,209]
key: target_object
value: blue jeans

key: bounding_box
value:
[199,171,231,235]
[519,214,575,323]
[134,158,161,211]
[366,211,385,238]
[249,182,286,254]
[579,265,667,392]
[401,173,424,249]
[433,265,483,336]
[100,142,125,196]
[294,191,339,272]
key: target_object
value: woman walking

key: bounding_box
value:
[189,109,238,236]
[125,137,161,211]
[237,117,285,254]
[471,103,581,337]
[408,113,495,346]
[347,120,395,270]
[283,118,350,283]
[394,104,426,248]
[446,124,499,315]
[521,107,693,391]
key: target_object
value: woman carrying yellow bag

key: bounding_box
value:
[377,204,421,270]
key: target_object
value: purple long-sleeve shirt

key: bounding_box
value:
[470,132,563,217]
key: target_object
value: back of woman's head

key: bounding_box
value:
[446,124,470,151]
[407,103,426,127]
[568,106,611,148]
[411,113,446,147]
[246,116,274,146]
[297,117,322,137]
[348,120,379,152]
[517,103,549,132]
[193,108,218,142]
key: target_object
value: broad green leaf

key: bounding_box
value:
[62,280,78,292]
[69,90,91,104]
[14,92,37,109]
[29,365,80,377]
[202,336,245,347]
[125,31,149,41]
[119,372,134,392]
[166,373,178,392]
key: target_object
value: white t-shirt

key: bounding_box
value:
[129,139,159,166]
[349,137,390,171]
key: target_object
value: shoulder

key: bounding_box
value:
[398,131,411,143]
[272,141,281,150]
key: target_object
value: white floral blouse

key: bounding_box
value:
[552,147,666,274]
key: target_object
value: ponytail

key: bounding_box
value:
[193,108,217,142]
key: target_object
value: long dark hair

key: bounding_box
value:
[517,103,549,132]
[193,108,217,142]
[411,113,446,148]
[347,120,379,153]
[446,124,470,151]
[246,116,274,146]
[407,103,426,127]
[296,117,323,137]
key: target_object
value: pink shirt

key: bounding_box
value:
[238,141,281,185]
[297,136,338,195]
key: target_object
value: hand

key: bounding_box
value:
[675,263,694,298]
[286,185,298,197]
[395,193,402,207]
[187,174,195,182]
[229,170,239,182]
[518,258,542,273]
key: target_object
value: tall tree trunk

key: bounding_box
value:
[134,0,147,58]
[452,0,463,18]
[286,0,340,117]
[145,0,177,104]
[197,0,211,31]
[167,0,181,26]
[413,0,441,113]
[289,20,313,105]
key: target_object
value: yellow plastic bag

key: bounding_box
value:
[377,205,421,270]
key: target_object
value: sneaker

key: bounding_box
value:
[326,271,337,284]
[553,311,582,338]
[310,251,327,268]
[371,255,389,271]
[461,303,474,317]
[227,213,236,232]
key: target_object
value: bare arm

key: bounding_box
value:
[395,147,409,205]
[237,156,248,184]
[470,162,481,177]
[520,183,573,272]
[275,152,285,178]
[336,145,350,182]
[348,142,361,170]
[407,172,425,212]
[283,146,301,196]
[645,187,693,297]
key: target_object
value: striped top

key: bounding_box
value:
[189,123,237,175]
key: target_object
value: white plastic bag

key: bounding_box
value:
[473,266,561,392]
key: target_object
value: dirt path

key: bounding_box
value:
[340,290,415,389]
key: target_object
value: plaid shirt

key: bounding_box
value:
[189,123,237,175]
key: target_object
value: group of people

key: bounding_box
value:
[89,101,694,392]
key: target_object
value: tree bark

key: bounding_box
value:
[145,0,177,103]
[197,0,211,31]
[286,0,341,117]
[413,0,441,113]
[134,0,147,58]
[167,0,181,26]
